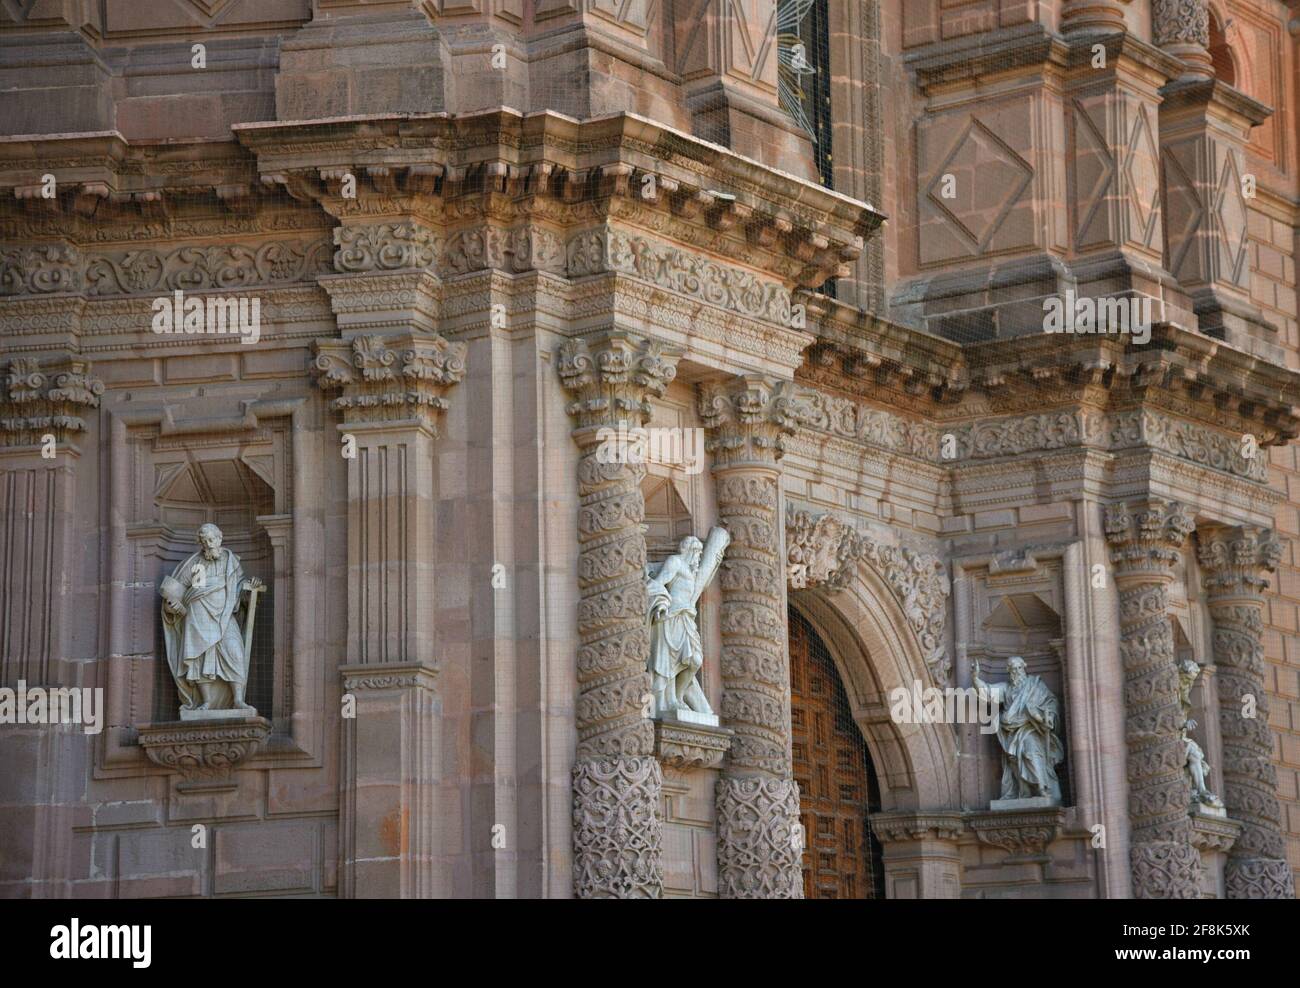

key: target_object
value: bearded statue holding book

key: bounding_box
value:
[159,523,266,720]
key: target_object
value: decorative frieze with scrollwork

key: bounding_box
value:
[0,237,333,298]
[1197,525,1296,899]
[558,332,679,898]
[312,332,467,431]
[0,357,104,447]
[1104,498,1202,898]
[785,506,951,684]
[714,777,804,899]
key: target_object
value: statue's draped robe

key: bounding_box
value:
[161,548,247,709]
[645,528,728,714]
[987,674,1064,800]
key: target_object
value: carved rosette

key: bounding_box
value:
[137,717,271,792]
[312,331,466,432]
[715,777,804,899]
[558,332,679,899]
[1104,498,1202,898]
[1153,0,1213,79]
[1197,525,1296,899]
[1,357,104,447]
[700,375,808,898]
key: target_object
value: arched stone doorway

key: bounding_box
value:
[789,606,886,898]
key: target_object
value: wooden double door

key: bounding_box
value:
[788,607,885,899]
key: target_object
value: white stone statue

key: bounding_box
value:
[1182,719,1224,811]
[160,523,266,720]
[973,656,1066,805]
[645,526,730,724]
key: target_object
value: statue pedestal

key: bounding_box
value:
[138,716,271,793]
[1190,801,1227,820]
[179,705,260,723]
[658,707,720,728]
[989,795,1059,812]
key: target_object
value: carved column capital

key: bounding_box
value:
[1197,525,1282,601]
[312,331,466,433]
[0,356,104,448]
[1153,0,1214,80]
[557,332,680,433]
[1104,498,1194,582]
[698,375,811,470]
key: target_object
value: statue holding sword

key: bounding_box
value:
[159,522,266,720]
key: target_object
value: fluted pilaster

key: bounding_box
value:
[558,332,679,898]
[1198,525,1296,899]
[1104,498,1202,898]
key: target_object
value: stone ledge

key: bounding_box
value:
[653,717,733,770]
[869,810,965,844]
[137,716,271,793]
[1189,813,1242,854]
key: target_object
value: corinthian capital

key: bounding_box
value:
[1197,525,1282,599]
[313,331,467,432]
[699,375,811,469]
[1,356,104,447]
[557,333,679,432]
[1104,498,1194,578]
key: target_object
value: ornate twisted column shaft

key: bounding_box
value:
[1198,526,1296,899]
[1104,499,1202,898]
[557,333,678,898]
[1153,0,1213,80]
[700,375,807,899]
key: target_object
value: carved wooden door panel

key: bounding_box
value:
[789,607,884,899]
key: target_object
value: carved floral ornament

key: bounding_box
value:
[785,507,952,685]
[1197,526,1282,597]
[0,356,105,446]
[556,334,679,431]
[312,332,467,429]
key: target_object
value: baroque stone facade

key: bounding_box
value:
[2,0,1300,902]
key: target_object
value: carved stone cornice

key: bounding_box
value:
[699,375,811,470]
[312,331,467,432]
[556,332,679,432]
[1197,526,1282,600]
[234,110,878,292]
[968,807,1066,859]
[340,661,439,693]
[869,810,964,844]
[785,506,952,684]
[653,718,734,771]
[137,716,272,793]
[0,356,104,447]
[1104,498,1195,580]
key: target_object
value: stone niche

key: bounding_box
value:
[103,405,306,788]
[639,390,731,897]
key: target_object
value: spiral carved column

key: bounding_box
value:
[558,332,679,898]
[700,375,809,899]
[1153,0,1214,80]
[1104,499,1202,898]
[1198,526,1296,899]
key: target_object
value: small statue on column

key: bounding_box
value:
[1182,719,1225,812]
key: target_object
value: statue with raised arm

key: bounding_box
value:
[973,656,1065,804]
[645,526,730,722]
[159,523,266,720]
